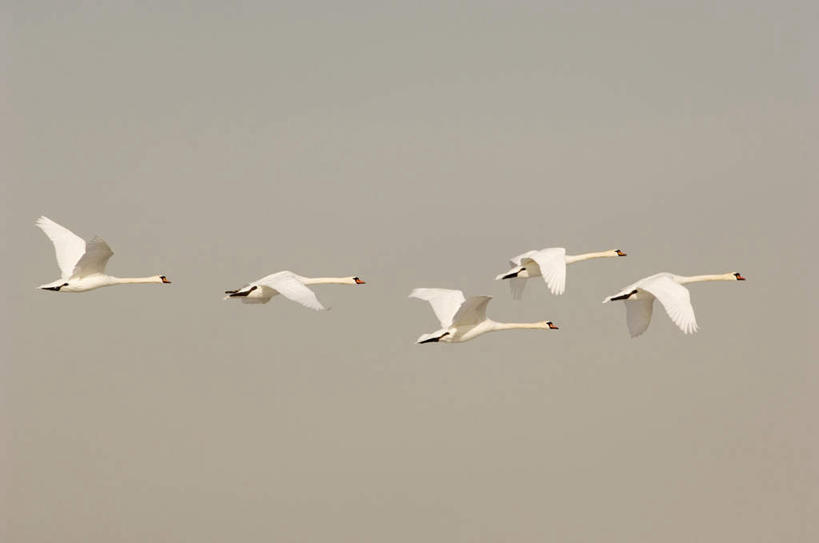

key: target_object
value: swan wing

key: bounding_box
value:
[258,272,326,311]
[639,276,698,334]
[624,298,654,337]
[509,250,537,267]
[451,295,492,326]
[409,288,466,327]
[526,248,567,295]
[508,277,528,300]
[71,236,114,278]
[36,216,87,280]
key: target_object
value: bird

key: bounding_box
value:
[603,272,747,337]
[409,288,559,343]
[224,271,366,310]
[496,247,627,298]
[35,216,171,293]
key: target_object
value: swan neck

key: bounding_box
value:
[491,321,547,331]
[677,273,735,284]
[110,276,160,284]
[565,251,614,264]
[302,277,353,285]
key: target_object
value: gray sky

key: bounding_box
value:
[2,1,818,541]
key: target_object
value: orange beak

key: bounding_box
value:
[616,250,627,256]
[354,278,366,284]
[736,274,746,281]
[161,277,172,284]
[547,322,559,330]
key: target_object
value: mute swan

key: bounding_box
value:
[409,288,559,343]
[496,248,626,298]
[603,272,746,337]
[224,271,365,310]
[36,216,171,293]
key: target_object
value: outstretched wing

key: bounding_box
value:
[451,295,492,326]
[409,288,466,327]
[639,276,698,334]
[259,272,326,311]
[525,248,567,295]
[36,216,86,279]
[509,250,538,267]
[71,236,114,278]
[624,298,654,337]
[508,277,528,300]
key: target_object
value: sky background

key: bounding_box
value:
[2,1,818,541]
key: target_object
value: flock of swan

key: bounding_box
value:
[36,216,747,342]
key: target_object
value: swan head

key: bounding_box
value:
[544,321,559,330]
[615,249,627,257]
[353,276,366,285]
[733,272,746,281]
[159,275,172,284]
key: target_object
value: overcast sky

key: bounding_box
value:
[2,1,818,541]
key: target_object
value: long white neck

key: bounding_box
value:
[302,277,356,286]
[676,273,737,285]
[109,276,163,285]
[565,250,618,264]
[489,321,552,332]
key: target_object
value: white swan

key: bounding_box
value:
[496,247,626,298]
[224,271,366,310]
[409,288,559,343]
[603,272,746,337]
[36,216,171,292]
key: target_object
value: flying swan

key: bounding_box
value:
[496,247,626,298]
[603,272,746,337]
[409,288,559,343]
[224,271,366,310]
[36,216,171,292]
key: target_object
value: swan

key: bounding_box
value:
[36,216,171,293]
[496,247,626,298]
[224,271,366,310]
[409,288,559,343]
[603,272,746,337]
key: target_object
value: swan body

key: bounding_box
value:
[497,247,626,298]
[603,272,746,337]
[410,288,558,343]
[224,271,365,310]
[36,216,171,293]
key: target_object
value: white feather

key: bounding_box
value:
[603,272,745,336]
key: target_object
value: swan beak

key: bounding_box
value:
[547,321,559,330]
[615,249,627,256]
[735,273,746,281]
[354,278,366,284]
[161,276,172,284]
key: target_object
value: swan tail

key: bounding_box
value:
[495,266,524,281]
[38,279,68,291]
[416,330,450,344]
[224,285,258,301]
[603,289,638,303]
